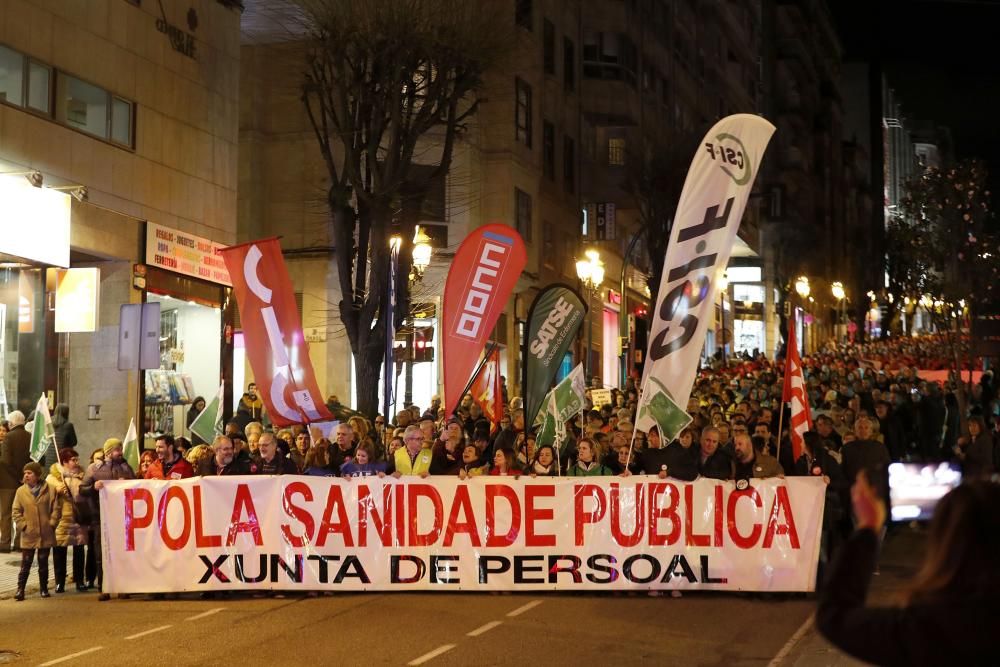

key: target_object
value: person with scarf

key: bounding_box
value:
[567,438,613,476]
[12,461,56,601]
[528,444,559,477]
[489,445,521,477]
[457,444,489,478]
[46,449,88,593]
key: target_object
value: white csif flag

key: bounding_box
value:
[635,114,775,438]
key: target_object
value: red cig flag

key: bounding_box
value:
[219,238,332,427]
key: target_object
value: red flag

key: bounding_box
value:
[442,223,526,415]
[219,238,333,427]
[783,322,812,461]
[470,347,503,426]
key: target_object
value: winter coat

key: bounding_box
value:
[145,455,195,480]
[733,452,785,479]
[817,529,1000,666]
[80,458,136,517]
[960,432,995,479]
[46,465,87,547]
[1,424,31,490]
[12,482,57,549]
[567,461,613,476]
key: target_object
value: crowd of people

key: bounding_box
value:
[2,334,998,602]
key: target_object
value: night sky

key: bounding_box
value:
[830,0,1000,189]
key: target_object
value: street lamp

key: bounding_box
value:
[831,281,845,341]
[411,226,432,281]
[576,249,604,381]
[717,270,729,363]
[794,276,810,299]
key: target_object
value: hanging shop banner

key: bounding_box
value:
[99,476,824,594]
[521,284,587,428]
[219,238,332,427]
[55,267,100,333]
[636,114,775,436]
[441,223,527,414]
[470,346,503,426]
[146,222,232,286]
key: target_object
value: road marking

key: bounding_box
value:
[466,620,503,637]
[406,644,456,666]
[506,599,544,617]
[768,614,814,667]
[38,646,104,666]
[124,624,173,640]
[185,607,225,621]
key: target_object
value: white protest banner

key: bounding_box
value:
[636,114,775,436]
[100,476,824,594]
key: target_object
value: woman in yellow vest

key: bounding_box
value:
[384,426,433,478]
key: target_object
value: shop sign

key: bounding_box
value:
[595,202,616,241]
[55,268,100,332]
[146,222,231,286]
[156,2,197,60]
[0,174,71,267]
[607,289,622,305]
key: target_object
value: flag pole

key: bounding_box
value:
[623,379,647,471]
[451,341,499,418]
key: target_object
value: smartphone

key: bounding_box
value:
[888,462,962,522]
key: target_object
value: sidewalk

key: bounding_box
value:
[778,524,927,666]
[0,551,57,600]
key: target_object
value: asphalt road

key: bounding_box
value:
[1,527,926,666]
[0,589,815,666]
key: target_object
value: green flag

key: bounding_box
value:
[28,394,53,463]
[535,364,586,447]
[189,383,224,445]
[122,418,140,472]
[639,377,693,443]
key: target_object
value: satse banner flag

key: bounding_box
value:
[636,114,775,435]
[442,223,527,414]
[522,283,587,428]
[219,238,332,427]
[99,476,824,593]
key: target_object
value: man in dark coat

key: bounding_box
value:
[699,426,734,480]
[1,411,31,552]
[252,433,297,475]
[841,416,891,504]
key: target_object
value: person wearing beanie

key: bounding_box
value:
[80,434,135,601]
[47,448,89,593]
[11,461,56,601]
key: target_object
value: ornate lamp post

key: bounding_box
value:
[576,249,604,382]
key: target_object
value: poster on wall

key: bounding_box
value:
[145,222,232,286]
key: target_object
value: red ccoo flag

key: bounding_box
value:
[782,322,812,462]
[469,346,503,428]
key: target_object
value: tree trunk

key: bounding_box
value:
[354,336,384,419]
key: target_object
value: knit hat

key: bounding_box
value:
[103,437,123,457]
[23,461,43,478]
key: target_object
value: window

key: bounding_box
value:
[608,137,626,166]
[60,75,109,138]
[542,121,555,180]
[542,222,555,268]
[515,77,532,148]
[563,136,575,193]
[0,45,25,106]
[515,188,532,242]
[57,74,133,147]
[27,61,50,113]
[515,0,532,29]
[582,32,637,85]
[543,19,556,75]
[563,37,575,91]
[111,96,133,146]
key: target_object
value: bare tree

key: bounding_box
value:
[298,0,513,416]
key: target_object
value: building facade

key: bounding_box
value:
[0,0,241,446]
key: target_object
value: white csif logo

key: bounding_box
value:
[243,245,323,423]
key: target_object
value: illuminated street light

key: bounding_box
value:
[794,276,810,298]
[576,249,604,380]
[831,281,845,301]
